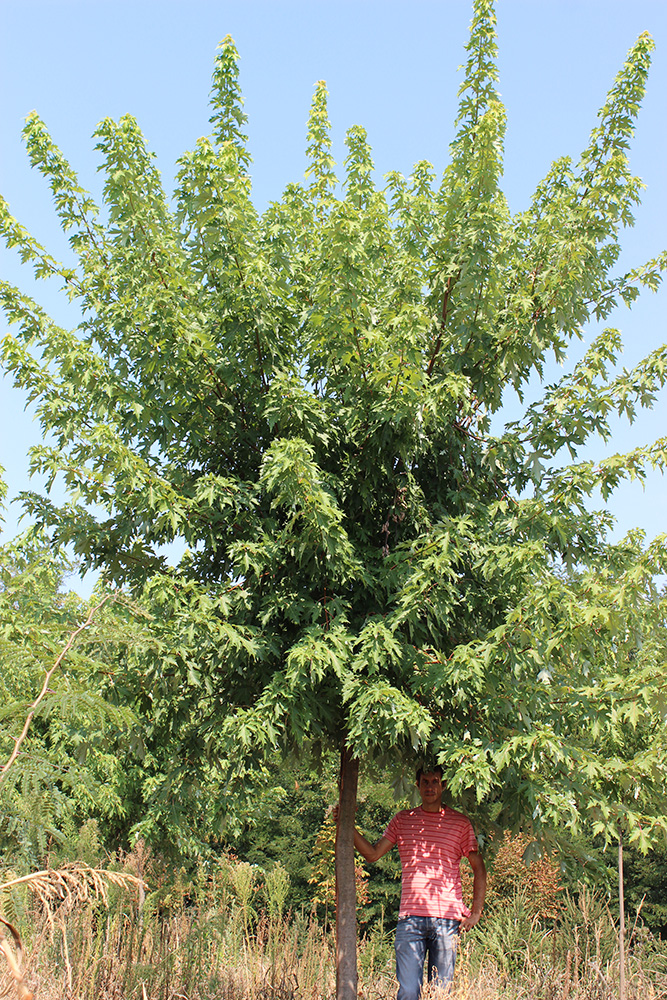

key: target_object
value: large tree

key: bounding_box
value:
[2,1,667,994]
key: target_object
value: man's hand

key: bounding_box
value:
[459,910,482,932]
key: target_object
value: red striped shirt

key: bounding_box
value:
[384,806,478,919]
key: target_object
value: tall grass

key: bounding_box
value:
[2,847,666,1000]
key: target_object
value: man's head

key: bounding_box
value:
[415,765,444,811]
[415,763,443,784]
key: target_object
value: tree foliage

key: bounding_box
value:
[0,526,142,865]
[1,0,666,864]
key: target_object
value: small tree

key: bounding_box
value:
[0,528,141,864]
[2,2,667,994]
[478,830,561,920]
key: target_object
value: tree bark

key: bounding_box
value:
[335,744,359,1000]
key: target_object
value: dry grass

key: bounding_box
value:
[0,865,145,915]
[1,853,666,1000]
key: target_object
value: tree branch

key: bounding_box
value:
[426,270,458,377]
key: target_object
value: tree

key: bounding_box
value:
[1,1,667,994]
[0,526,141,865]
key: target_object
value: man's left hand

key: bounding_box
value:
[460,911,481,932]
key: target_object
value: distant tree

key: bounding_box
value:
[0,528,138,865]
[620,842,667,937]
[2,1,667,994]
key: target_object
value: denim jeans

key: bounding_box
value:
[394,916,460,1000]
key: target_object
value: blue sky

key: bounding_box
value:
[1,0,666,593]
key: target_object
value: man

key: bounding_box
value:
[342,765,485,998]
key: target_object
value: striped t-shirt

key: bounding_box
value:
[383,806,478,919]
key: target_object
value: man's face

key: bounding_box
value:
[417,771,443,807]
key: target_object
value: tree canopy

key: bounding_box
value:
[1,0,666,868]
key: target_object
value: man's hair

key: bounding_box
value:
[415,763,443,783]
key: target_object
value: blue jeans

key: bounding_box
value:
[394,916,460,1000]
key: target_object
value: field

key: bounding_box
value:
[2,848,666,1000]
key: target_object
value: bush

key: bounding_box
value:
[464,829,562,920]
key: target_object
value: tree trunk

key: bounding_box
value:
[618,831,626,1000]
[335,744,359,1000]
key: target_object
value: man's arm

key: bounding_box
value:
[460,851,486,931]
[332,807,394,863]
[354,830,394,863]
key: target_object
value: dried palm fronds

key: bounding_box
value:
[0,916,33,1000]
